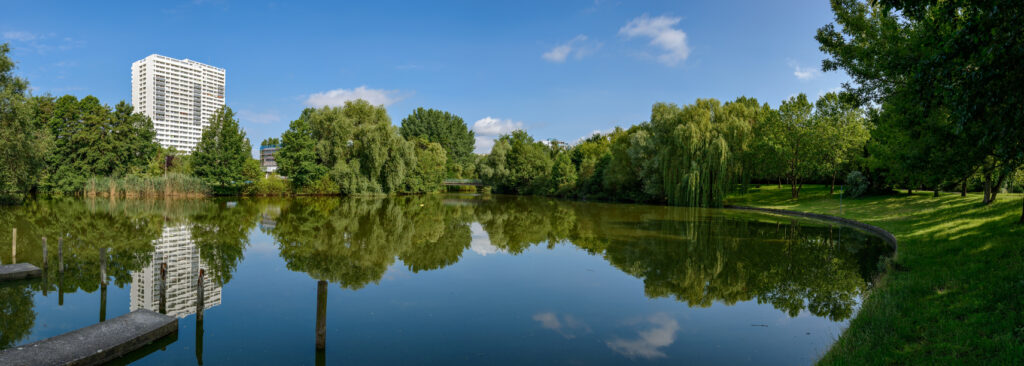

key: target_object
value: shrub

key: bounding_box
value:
[243,175,291,196]
[845,171,869,198]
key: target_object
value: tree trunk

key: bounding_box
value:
[983,173,992,204]
[778,178,782,188]
[830,171,836,194]
[907,188,913,195]
[961,179,967,197]
[991,170,1008,203]
[1020,195,1023,224]
[933,188,939,197]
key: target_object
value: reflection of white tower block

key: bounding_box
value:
[130,225,222,318]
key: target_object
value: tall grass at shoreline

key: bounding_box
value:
[84,173,210,198]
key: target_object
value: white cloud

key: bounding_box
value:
[619,15,690,66]
[2,31,39,42]
[238,110,282,125]
[542,35,597,63]
[305,86,403,108]
[472,117,524,153]
[606,313,680,359]
[790,60,819,80]
[533,312,562,330]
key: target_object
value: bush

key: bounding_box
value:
[243,174,291,196]
[845,171,869,198]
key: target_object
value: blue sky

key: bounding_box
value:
[1,0,848,155]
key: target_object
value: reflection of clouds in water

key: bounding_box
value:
[470,222,503,256]
[532,312,591,339]
[606,313,679,359]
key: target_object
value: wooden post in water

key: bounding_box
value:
[42,237,48,297]
[159,263,167,315]
[196,268,206,365]
[99,248,108,322]
[196,269,205,321]
[58,237,64,306]
[316,280,327,350]
[11,228,16,264]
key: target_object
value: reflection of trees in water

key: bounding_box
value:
[270,196,473,288]
[0,286,34,349]
[189,199,261,286]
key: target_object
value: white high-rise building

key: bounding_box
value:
[131,54,226,153]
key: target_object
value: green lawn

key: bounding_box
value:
[726,185,1024,365]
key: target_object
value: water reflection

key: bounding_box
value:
[130,225,223,318]
[606,313,680,359]
[0,195,894,364]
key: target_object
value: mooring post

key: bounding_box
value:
[196,268,206,365]
[316,280,327,350]
[159,263,167,315]
[100,248,108,322]
[11,228,16,264]
[42,237,49,297]
[196,269,205,321]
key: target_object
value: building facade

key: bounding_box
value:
[260,144,280,173]
[131,54,226,153]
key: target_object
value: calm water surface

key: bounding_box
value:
[0,195,892,365]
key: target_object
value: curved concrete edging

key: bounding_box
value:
[724,205,898,254]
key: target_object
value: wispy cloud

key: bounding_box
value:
[238,109,282,125]
[472,116,524,153]
[542,35,599,63]
[619,15,690,66]
[2,31,84,54]
[790,60,819,80]
[305,86,404,108]
[2,31,39,42]
[469,223,503,256]
[606,313,680,359]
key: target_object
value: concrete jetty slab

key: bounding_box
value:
[0,263,42,281]
[0,310,177,366]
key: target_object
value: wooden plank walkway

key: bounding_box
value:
[0,310,177,366]
[0,263,42,282]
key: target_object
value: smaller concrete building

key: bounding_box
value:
[260,144,280,173]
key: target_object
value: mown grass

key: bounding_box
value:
[726,185,1024,365]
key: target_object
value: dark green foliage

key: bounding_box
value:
[404,137,447,193]
[192,106,253,187]
[478,130,555,195]
[845,171,869,198]
[0,43,50,199]
[399,107,475,178]
[276,109,328,190]
[260,137,281,147]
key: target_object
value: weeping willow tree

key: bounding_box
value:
[649,98,762,207]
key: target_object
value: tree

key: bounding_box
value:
[817,0,1024,220]
[0,43,50,199]
[260,137,281,147]
[478,130,554,195]
[276,109,327,189]
[192,106,253,186]
[399,108,475,177]
[403,137,447,193]
[756,94,821,199]
[277,100,416,195]
[814,92,870,194]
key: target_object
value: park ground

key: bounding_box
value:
[725,185,1024,365]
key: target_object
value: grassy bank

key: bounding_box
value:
[726,185,1023,365]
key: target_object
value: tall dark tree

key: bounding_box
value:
[192,106,253,186]
[0,43,50,198]
[817,0,1024,220]
[399,107,475,177]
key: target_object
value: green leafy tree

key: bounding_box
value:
[0,43,50,198]
[192,106,253,186]
[260,137,281,147]
[755,94,822,199]
[478,130,554,195]
[817,0,1024,220]
[404,137,447,193]
[814,92,870,194]
[399,108,475,177]
[276,109,328,189]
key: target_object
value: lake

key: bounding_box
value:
[0,195,893,365]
